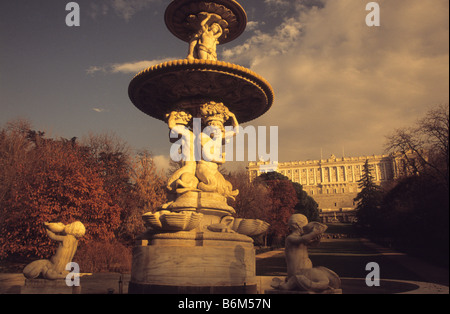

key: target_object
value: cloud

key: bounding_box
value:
[86,66,106,75]
[246,21,265,32]
[110,59,173,74]
[86,58,177,75]
[222,17,303,68]
[223,0,449,162]
[152,155,171,174]
[89,0,161,21]
[92,107,108,113]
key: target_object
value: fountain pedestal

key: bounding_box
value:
[129,231,257,294]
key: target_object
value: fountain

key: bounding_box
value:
[127,0,273,294]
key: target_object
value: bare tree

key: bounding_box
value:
[0,119,33,205]
[81,131,130,160]
[130,150,167,212]
[385,104,449,189]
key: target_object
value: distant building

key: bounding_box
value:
[247,153,413,223]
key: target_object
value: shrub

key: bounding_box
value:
[75,240,132,273]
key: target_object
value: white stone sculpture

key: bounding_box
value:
[166,110,199,194]
[270,214,342,293]
[187,12,225,61]
[23,222,86,280]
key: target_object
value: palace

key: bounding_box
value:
[247,153,410,223]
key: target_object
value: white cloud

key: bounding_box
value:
[86,58,177,75]
[222,17,303,67]
[246,21,265,32]
[152,155,171,174]
[224,0,449,161]
[92,107,108,113]
[110,59,173,74]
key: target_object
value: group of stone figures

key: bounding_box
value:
[23,215,341,293]
[165,101,239,202]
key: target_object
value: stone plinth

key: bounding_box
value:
[129,231,257,294]
[21,278,81,294]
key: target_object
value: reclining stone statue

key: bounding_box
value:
[23,221,85,280]
[270,214,341,293]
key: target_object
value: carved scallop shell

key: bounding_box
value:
[233,218,270,236]
[142,211,203,232]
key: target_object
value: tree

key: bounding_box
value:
[0,128,121,259]
[120,150,168,242]
[255,172,298,244]
[0,119,33,207]
[80,133,166,243]
[226,171,271,220]
[81,132,133,215]
[354,160,384,231]
[385,104,449,189]
[381,105,449,265]
[264,179,298,241]
[292,182,320,222]
[379,175,449,265]
[255,172,320,223]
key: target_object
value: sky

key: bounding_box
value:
[1,0,448,173]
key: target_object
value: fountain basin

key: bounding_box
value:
[128,59,274,124]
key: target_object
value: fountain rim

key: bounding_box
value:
[128,58,274,124]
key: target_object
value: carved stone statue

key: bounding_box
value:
[187,12,225,61]
[166,110,199,194]
[23,221,86,280]
[165,102,239,201]
[270,214,342,293]
[197,101,239,200]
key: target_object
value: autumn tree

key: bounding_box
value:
[81,133,134,222]
[226,171,271,220]
[264,179,298,244]
[0,125,121,259]
[122,150,168,241]
[255,172,320,223]
[292,182,320,222]
[255,172,298,244]
[0,119,33,208]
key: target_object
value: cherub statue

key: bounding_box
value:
[196,102,239,200]
[270,214,341,293]
[187,12,225,61]
[166,110,199,194]
[23,221,86,280]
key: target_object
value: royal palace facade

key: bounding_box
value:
[247,153,409,223]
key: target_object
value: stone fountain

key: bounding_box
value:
[128,0,273,294]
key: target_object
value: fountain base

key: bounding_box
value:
[128,231,257,294]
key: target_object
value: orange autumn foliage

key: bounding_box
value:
[0,129,121,259]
